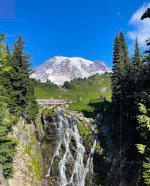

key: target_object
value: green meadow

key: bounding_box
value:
[34,74,111,112]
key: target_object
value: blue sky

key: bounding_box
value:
[0,0,150,68]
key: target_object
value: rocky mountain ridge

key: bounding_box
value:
[31,56,111,85]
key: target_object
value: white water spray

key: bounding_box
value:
[46,113,97,186]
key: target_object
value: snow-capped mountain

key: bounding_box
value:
[31,56,111,85]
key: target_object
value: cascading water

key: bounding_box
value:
[44,112,97,186]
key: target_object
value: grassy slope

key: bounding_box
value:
[34,74,111,112]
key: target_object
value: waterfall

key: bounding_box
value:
[45,113,97,186]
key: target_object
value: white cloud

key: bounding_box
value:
[127,2,150,47]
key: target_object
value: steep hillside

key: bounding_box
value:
[34,74,111,112]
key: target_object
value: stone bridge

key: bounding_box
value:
[37,99,66,105]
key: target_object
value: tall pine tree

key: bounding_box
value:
[119,30,129,65]
[9,34,38,122]
[135,11,150,185]
[111,33,126,146]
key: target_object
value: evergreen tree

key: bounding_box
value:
[132,38,142,69]
[125,38,142,147]
[0,34,16,179]
[0,35,11,87]
[118,30,130,106]
[119,30,129,65]
[111,31,129,105]
[141,8,150,20]
[9,34,38,122]
[0,86,16,178]
[111,34,124,104]
[63,81,71,90]
[6,42,10,55]
[111,34,126,145]
[111,32,141,158]
[134,11,150,185]
[136,103,150,185]
[130,38,142,106]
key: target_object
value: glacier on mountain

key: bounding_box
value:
[31,56,111,85]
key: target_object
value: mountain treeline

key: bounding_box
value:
[0,34,38,179]
[95,9,150,185]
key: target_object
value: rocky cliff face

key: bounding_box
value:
[8,107,101,186]
[8,119,43,186]
[94,113,140,186]
[31,56,111,85]
[30,104,103,186]
[38,111,98,186]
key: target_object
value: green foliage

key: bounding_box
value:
[111,31,129,144]
[143,158,150,185]
[132,38,142,69]
[34,74,111,113]
[78,122,97,153]
[99,30,148,185]
[137,103,150,184]
[0,34,17,179]
[8,34,38,122]
[136,144,146,154]
[63,81,71,90]
[111,31,142,153]
[111,33,126,107]
[0,86,17,179]
[134,13,150,183]
[25,134,43,181]
[0,34,12,91]
[41,107,55,117]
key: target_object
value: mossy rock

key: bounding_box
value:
[42,107,55,117]
[50,156,60,177]
[77,122,95,153]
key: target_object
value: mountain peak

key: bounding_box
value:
[31,56,111,85]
